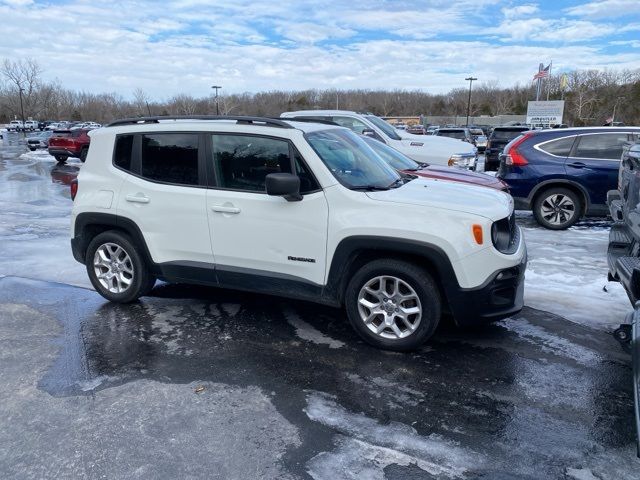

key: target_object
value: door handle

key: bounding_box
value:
[567,162,586,169]
[211,205,241,214]
[125,193,150,203]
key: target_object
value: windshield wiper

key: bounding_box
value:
[350,185,390,191]
[387,178,405,189]
[417,162,430,168]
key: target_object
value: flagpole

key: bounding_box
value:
[546,60,552,101]
[535,63,543,101]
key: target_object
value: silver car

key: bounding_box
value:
[27,131,53,151]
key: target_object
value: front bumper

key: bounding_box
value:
[448,251,527,326]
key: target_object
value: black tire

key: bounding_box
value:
[54,155,68,163]
[79,147,88,162]
[29,147,36,151]
[532,187,582,230]
[85,230,154,303]
[344,259,441,351]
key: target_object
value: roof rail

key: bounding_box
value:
[106,115,295,129]
[278,117,340,126]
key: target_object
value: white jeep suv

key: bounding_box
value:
[70,116,526,351]
[281,110,477,169]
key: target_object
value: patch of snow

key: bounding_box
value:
[285,309,345,349]
[304,392,481,479]
[500,317,600,365]
[566,467,600,480]
[519,212,629,331]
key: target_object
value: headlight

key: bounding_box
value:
[491,214,517,253]
[448,154,474,168]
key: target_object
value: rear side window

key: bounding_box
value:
[141,133,199,185]
[114,135,134,171]
[573,133,628,160]
[538,136,576,157]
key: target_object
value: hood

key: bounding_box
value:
[365,177,513,221]
[397,131,475,154]
[407,166,508,191]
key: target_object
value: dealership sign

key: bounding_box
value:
[526,101,565,125]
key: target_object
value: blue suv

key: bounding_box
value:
[498,127,640,229]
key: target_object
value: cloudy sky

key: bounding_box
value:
[1,0,639,100]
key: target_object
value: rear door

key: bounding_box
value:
[566,132,633,206]
[116,132,214,271]
[205,133,329,293]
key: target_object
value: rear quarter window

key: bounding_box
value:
[537,136,576,157]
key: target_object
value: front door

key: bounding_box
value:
[205,133,329,295]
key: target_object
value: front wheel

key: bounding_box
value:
[533,187,582,230]
[54,154,68,163]
[79,147,88,162]
[345,259,441,351]
[85,230,155,303]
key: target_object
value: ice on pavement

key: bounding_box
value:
[285,308,346,349]
[304,392,482,479]
[518,212,629,331]
[0,149,91,288]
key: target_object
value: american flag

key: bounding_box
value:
[533,64,550,80]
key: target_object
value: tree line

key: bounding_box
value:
[1,58,639,126]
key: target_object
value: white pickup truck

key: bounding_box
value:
[281,110,478,169]
[7,120,24,132]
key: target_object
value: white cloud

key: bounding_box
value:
[0,0,637,100]
[565,0,640,19]
[502,4,539,19]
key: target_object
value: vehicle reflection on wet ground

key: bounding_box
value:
[0,131,638,479]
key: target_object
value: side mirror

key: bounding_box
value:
[362,128,376,138]
[265,173,302,201]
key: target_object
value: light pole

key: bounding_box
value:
[18,87,26,137]
[465,77,477,127]
[211,85,222,115]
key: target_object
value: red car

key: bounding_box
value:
[363,136,508,191]
[48,129,91,163]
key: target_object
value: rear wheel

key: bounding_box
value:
[345,259,441,351]
[85,230,155,303]
[533,187,582,230]
[54,154,68,163]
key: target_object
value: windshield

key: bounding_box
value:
[438,130,466,140]
[306,129,401,189]
[364,115,402,141]
[362,136,421,171]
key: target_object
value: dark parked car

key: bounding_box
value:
[498,127,640,229]
[485,126,531,171]
[48,129,91,163]
[434,127,475,144]
[605,138,640,455]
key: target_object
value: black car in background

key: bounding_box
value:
[485,126,530,171]
[605,138,640,455]
[433,127,475,144]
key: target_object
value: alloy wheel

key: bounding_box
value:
[93,242,134,293]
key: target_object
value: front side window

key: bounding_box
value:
[363,115,402,141]
[306,128,401,189]
[140,133,199,185]
[573,133,628,160]
[331,116,370,135]
[538,136,576,157]
[212,134,318,193]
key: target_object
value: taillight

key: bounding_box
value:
[504,132,533,166]
[70,179,78,200]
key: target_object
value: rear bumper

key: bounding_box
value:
[448,252,527,326]
[48,147,80,158]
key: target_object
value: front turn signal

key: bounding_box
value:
[472,224,483,245]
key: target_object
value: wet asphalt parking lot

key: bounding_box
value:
[0,132,638,479]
